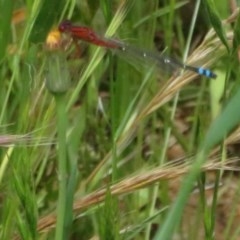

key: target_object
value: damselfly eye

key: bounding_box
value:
[58,20,72,32]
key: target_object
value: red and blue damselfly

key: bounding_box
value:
[58,20,216,79]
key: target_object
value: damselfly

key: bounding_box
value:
[59,20,216,79]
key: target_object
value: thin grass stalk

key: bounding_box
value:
[54,94,68,240]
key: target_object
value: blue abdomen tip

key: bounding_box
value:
[198,67,217,79]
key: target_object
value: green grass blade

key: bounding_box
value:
[202,87,240,151]
[0,0,13,61]
[29,0,66,43]
[232,10,240,54]
[203,0,230,52]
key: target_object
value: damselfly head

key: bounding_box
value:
[58,20,72,33]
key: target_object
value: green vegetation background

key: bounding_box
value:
[0,0,240,239]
